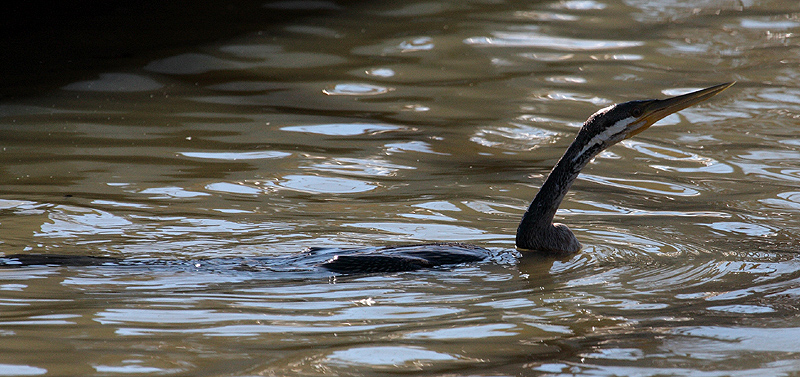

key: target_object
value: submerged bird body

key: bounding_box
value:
[318,243,490,273]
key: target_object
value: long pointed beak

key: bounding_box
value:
[628,82,735,138]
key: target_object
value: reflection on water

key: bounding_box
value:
[2,0,800,375]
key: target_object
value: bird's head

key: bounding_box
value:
[570,82,734,163]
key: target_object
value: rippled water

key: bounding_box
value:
[2,0,800,375]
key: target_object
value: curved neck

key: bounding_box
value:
[516,132,601,249]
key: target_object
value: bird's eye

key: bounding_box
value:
[631,108,644,117]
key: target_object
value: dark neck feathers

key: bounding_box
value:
[515,123,611,254]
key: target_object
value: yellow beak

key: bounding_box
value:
[627,82,735,138]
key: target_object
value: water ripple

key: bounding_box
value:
[307,157,415,177]
[281,123,404,136]
[569,200,729,218]
[623,140,735,174]
[322,83,394,96]
[352,36,436,56]
[579,173,700,196]
[0,364,47,376]
[471,124,559,150]
[703,221,777,237]
[261,174,376,194]
[465,32,642,50]
[326,346,458,366]
[343,222,504,242]
[760,191,800,212]
[178,151,291,160]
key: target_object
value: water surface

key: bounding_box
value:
[2,0,800,375]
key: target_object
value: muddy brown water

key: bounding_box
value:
[1,0,800,375]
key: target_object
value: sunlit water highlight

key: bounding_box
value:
[2,0,800,376]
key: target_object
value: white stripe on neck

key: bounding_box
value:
[572,116,636,162]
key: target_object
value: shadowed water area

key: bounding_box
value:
[2,0,800,375]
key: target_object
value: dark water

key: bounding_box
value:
[2,0,800,375]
